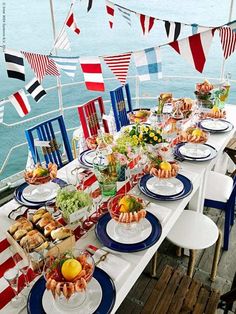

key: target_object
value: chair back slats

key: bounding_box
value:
[110,83,133,131]
[25,115,73,168]
[78,96,109,139]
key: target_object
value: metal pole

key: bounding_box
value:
[49,0,64,116]
[135,75,140,109]
[220,0,234,80]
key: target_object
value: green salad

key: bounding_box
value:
[56,189,92,220]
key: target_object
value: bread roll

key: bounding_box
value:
[13,229,27,240]
[51,227,72,240]
[37,217,53,228]
[44,221,61,237]
[8,221,21,235]
[20,230,40,247]
[21,221,33,232]
[32,209,47,223]
[34,241,49,252]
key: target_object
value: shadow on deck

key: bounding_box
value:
[116,207,236,313]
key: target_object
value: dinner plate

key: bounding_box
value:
[179,143,211,159]
[95,212,162,252]
[199,119,234,133]
[22,181,60,203]
[200,119,228,131]
[27,268,116,314]
[42,278,102,314]
[139,174,193,201]
[106,218,152,244]
[14,178,67,208]
[146,176,184,196]
[79,149,96,168]
[174,143,217,162]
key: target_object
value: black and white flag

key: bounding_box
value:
[4,49,25,81]
[164,21,182,42]
[25,78,46,102]
[118,7,131,26]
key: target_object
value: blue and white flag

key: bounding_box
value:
[49,56,79,78]
[191,24,198,35]
[118,7,131,26]
[0,106,4,123]
[133,47,162,81]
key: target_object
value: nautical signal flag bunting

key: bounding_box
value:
[79,57,105,91]
[8,89,31,117]
[4,49,25,81]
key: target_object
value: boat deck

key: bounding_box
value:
[116,207,236,313]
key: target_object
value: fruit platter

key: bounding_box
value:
[24,162,57,185]
[145,156,179,179]
[45,250,94,301]
[108,194,146,224]
[178,127,208,144]
[129,110,151,123]
[86,133,113,150]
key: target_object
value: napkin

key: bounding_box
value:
[93,248,130,282]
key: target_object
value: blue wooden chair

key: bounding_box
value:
[25,115,73,168]
[110,83,133,131]
[204,171,236,250]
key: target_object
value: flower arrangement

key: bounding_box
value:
[129,124,164,146]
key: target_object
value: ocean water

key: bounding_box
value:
[0,0,236,180]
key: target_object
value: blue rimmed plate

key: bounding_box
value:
[27,267,116,314]
[14,178,67,208]
[199,119,233,133]
[79,149,96,168]
[139,174,193,201]
[174,142,217,162]
[95,212,162,252]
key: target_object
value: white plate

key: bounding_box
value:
[42,278,102,314]
[106,218,152,244]
[81,150,96,165]
[179,143,211,159]
[201,119,228,131]
[146,176,184,196]
[22,181,59,202]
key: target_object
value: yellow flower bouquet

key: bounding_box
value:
[129,124,164,146]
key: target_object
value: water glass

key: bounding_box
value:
[4,268,25,307]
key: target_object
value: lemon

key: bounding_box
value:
[33,168,49,177]
[61,258,82,281]
[160,161,172,171]
[118,195,136,212]
[212,105,219,113]
[192,129,203,137]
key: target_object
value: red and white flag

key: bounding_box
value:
[104,53,131,85]
[8,89,31,117]
[22,51,49,82]
[106,0,115,29]
[66,12,80,35]
[219,27,236,59]
[80,57,105,91]
[45,59,60,77]
[137,14,155,35]
[169,29,215,73]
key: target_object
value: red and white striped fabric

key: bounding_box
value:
[105,0,115,29]
[169,29,215,73]
[80,57,105,91]
[22,51,49,82]
[137,14,155,35]
[8,89,31,117]
[219,27,236,60]
[103,53,132,85]
[66,12,80,35]
[45,59,60,77]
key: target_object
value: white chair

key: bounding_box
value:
[167,210,222,281]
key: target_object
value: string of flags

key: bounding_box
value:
[0,0,236,121]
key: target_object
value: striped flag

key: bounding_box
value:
[49,56,79,78]
[219,27,236,59]
[25,78,46,102]
[87,0,93,12]
[0,106,4,123]
[104,53,131,85]
[45,59,60,77]
[66,12,80,35]
[22,52,49,82]
[8,89,31,117]
[118,7,131,26]
[165,21,182,42]
[137,14,155,35]
[54,28,71,51]
[4,49,25,81]
[133,47,162,81]
[80,57,105,91]
[106,0,115,29]
[169,29,215,73]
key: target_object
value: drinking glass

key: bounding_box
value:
[4,268,25,307]
[90,187,103,222]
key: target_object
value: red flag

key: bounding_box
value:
[106,0,115,29]
[219,27,236,59]
[22,51,49,82]
[66,12,80,35]
[80,57,105,91]
[138,14,155,35]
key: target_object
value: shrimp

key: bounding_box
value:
[78,254,87,266]
[75,278,87,292]
[55,282,62,297]
[73,269,86,281]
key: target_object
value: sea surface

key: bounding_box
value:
[0,0,236,180]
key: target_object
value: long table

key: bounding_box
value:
[0,104,235,314]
